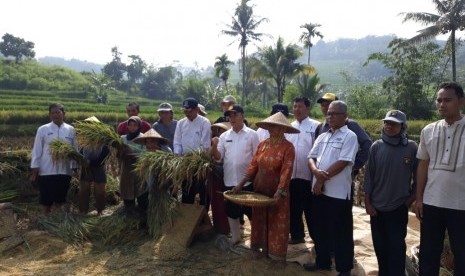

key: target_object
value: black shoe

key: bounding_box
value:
[288,238,305,244]
[303,263,331,272]
[337,272,351,276]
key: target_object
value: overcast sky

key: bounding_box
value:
[1,0,440,68]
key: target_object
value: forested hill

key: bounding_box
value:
[38,56,103,73]
[36,35,456,87]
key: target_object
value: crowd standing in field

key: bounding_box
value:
[31,81,464,275]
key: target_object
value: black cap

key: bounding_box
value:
[271,103,290,117]
[182,98,198,109]
[224,105,244,116]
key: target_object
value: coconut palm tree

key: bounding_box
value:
[214,54,234,92]
[401,0,465,81]
[253,37,311,102]
[299,23,323,65]
[222,0,268,105]
[295,73,327,110]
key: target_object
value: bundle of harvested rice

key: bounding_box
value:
[0,150,30,173]
[48,139,84,163]
[0,162,17,175]
[74,120,123,149]
[147,190,178,238]
[135,149,212,191]
[37,213,97,247]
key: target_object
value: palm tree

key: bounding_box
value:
[299,23,323,65]
[222,0,268,105]
[253,37,311,102]
[295,73,327,109]
[401,0,465,81]
[214,54,234,92]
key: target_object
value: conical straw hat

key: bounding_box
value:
[255,112,300,134]
[84,116,100,123]
[211,122,231,132]
[133,129,169,145]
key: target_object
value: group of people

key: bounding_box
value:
[30,82,464,276]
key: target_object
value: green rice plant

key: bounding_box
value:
[48,139,84,163]
[74,120,123,149]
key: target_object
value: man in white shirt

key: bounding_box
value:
[286,97,320,244]
[305,101,358,276]
[31,103,77,214]
[416,82,465,275]
[211,105,259,244]
[173,97,211,206]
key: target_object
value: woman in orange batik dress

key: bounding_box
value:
[233,112,298,261]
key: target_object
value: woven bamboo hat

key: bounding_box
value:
[133,129,168,145]
[255,112,300,134]
[84,116,100,123]
[211,122,231,132]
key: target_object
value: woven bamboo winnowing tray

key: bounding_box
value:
[223,191,276,207]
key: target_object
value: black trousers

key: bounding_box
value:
[419,204,465,276]
[181,179,209,208]
[224,184,252,220]
[370,204,408,276]
[312,194,354,273]
[289,178,313,241]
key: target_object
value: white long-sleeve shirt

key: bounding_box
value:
[31,122,77,176]
[173,115,211,155]
[286,116,320,180]
[216,126,259,187]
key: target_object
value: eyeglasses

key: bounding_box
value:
[326,112,345,117]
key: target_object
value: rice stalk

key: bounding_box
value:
[48,139,84,163]
[0,161,18,175]
[0,189,18,203]
[134,149,212,192]
[74,120,122,149]
[37,213,97,247]
[0,150,30,173]
[147,189,179,238]
[92,214,144,246]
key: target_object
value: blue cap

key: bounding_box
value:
[182,98,198,109]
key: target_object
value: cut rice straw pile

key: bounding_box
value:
[135,149,212,191]
[0,150,30,174]
[74,120,123,149]
[49,139,84,163]
[0,161,17,175]
[37,211,145,247]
